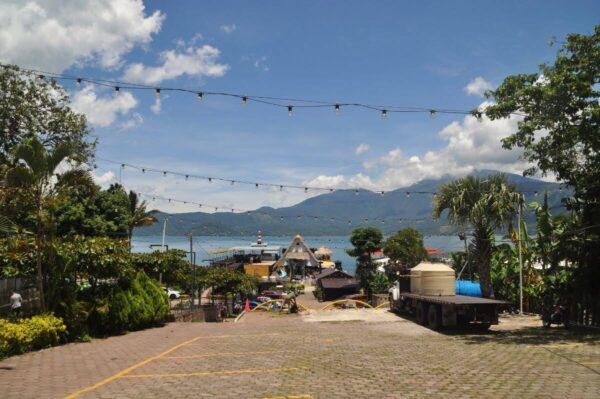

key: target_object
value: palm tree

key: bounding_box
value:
[433,174,522,297]
[4,137,78,311]
[127,190,157,244]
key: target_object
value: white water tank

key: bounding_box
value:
[410,262,456,296]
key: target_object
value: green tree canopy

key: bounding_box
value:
[347,227,383,289]
[433,174,522,297]
[0,65,95,166]
[484,26,599,324]
[383,227,428,278]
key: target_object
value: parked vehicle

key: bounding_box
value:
[542,304,569,329]
[388,263,508,330]
[164,287,181,300]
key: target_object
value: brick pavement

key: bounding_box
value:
[0,312,599,398]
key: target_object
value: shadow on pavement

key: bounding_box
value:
[443,325,600,346]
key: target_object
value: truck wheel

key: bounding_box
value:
[416,303,428,325]
[427,305,442,330]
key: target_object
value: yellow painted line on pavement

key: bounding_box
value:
[187,332,282,341]
[580,361,600,365]
[163,349,298,359]
[121,366,308,378]
[63,335,202,399]
[263,395,313,399]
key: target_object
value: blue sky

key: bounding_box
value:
[1,0,598,212]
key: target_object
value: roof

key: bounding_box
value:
[426,247,444,256]
[314,246,333,257]
[321,278,359,289]
[315,269,352,281]
[275,234,320,267]
[320,260,336,268]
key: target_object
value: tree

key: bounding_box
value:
[127,190,157,243]
[383,227,428,279]
[0,65,95,166]
[433,174,522,297]
[4,137,80,310]
[484,26,599,324]
[346,227,383,289]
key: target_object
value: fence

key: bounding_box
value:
[0,277,39,316]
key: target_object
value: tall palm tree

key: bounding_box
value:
[433,174,522,297]
[4,137,77,311]
[127,190,157,244]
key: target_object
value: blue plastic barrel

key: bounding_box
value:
[455,280,483,297]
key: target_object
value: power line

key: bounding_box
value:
[1,63,525,119]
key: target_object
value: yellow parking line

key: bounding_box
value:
[262,395,313,399]
[187,333,282,341]
[121,366,308,378]
[164,349,297,359]
[580,361,600,365]
[64,335,202,399]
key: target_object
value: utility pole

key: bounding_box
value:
[159,217,168,284]
[189,233,195,309]
[517,201,524,314]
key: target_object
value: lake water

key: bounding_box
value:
[132,235,470,275]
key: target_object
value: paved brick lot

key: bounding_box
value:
[1,312,598,398]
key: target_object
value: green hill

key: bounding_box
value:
[135,170,568,236]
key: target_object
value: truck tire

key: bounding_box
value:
[427,305,442,330]
[416,302,428,325]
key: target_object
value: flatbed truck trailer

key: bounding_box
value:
[389,287,508,330]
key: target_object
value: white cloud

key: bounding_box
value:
[464,77,494,97]
[71,86,138,127]
[0,0,164,71]
[354,143,370,155]
[93,171,115,185]
[119,112,144,130]
[304,102,530,191]
[220,24,237,34]
[123,45,229,84]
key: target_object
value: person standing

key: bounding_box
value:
[10,290,23,318]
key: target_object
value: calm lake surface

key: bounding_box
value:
[132,235,471,275]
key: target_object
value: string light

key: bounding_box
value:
[334,104,340,115]
[2,63,526,120]
[76,78,82,87]
[197,92,204,101]
[287,105,293,116]
[429,109,436,118]
[102,159,558,197]
[114,86,120,95]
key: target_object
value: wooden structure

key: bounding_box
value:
[315,269,358,301]
[275,235,321,278]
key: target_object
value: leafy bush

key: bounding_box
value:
[103,271,169,334]
[0,314,66,358]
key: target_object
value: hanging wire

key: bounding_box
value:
[1,63,526,118]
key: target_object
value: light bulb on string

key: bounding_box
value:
[334,104,340,115]
[215,207,218,212]
[405,192,411,198]
[114,86,120,96]
[429,109,436,118]
[142,168,146,173]
[380,191,385,196]
[255,183,259,189]
[329,189,334,193]
[197,92,203,101]
[231,180,235,185]
[287,106,293,116]
[185,175,189,180]
[381,109,388,119]
[163,171,167,177]
[208,177,212,183]
[155,88,161,98]
[242,96,248,106]
[76,78,82,87]
[355,189,359,196]
[279,185,283,191]
[304,187,308,193]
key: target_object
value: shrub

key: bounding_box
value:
[104,271,169,333]
[0,314,67,358]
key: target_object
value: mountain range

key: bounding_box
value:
[135,170,569,236]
